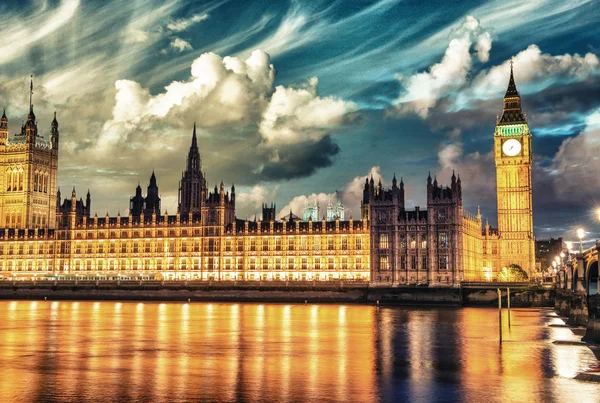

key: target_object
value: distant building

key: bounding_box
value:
[536,237,565,270]
[326,199,345,221]
[302,200,319,221]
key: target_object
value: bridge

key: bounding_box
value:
[556,240,599,299]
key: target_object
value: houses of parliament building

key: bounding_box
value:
[0,68,534,285]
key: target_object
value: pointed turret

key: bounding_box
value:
[498,61,526,125]
[27,75,35,122]
[0,107,7,129]
[186,122,201,173]
[86,189,91,217]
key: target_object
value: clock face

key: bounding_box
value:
[502,138,522,156]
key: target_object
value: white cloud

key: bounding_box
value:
[169,37,193,53]
[463,44,600,104]
[124,29,150,44]
[259,77,358,147]
[277,166,386,220]
[167,14,208,32]
[392,16,492,118]
[550,107,600,198]
[0,0,80,63]
[277,192,337,220]
[236,184,279,219]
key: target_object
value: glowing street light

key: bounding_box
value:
[577,228,585,253]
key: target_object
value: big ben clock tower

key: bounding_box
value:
[494,63,535,274]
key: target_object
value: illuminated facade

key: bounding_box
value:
[0,78,59,229]
[493,64,535,273]
[0,67,535,284]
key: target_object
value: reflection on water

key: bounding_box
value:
[0,302,597,402]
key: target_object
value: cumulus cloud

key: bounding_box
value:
[392,16,492,118]
[550,107,600,198]
[391,14,600,121]
[80,49,357,212]
[235,184,279,219]
[169,37,193,52]
[277,166,386,220]
[260,77,358,146]
[167,14,208,32]
[462,45,600,105]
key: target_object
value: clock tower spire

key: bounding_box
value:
[493,61,535,275]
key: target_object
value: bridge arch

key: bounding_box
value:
[586,259,598,297]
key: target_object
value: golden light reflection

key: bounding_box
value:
[0,303,597,402]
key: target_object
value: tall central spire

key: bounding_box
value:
[186,122,201,173]
[27,75,36,122]
[498,60,526,125]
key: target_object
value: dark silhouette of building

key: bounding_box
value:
[130,171,161,217]
[262,203,277,221]
[57,187,91,227]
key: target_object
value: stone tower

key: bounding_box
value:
[0,77,59,228]
[178,123,206,217]
[493,63,535,273]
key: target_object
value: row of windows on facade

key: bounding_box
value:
[378,255,450,271]
[1,256,367,272]
[377,233,449,249]
[4,213,47,227]
[0,237,366,255]
[5,171,49,193]
[376,209,449,224]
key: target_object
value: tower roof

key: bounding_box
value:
[149,170,157,187]
[27,75,36,123]
[498,61,526,126]
[504,61,519,98]
[185,122,201,174]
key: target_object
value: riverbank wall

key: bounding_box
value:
[0,281,554,307]
[554,289,600,343]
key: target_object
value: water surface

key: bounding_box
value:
[0,301,597,402]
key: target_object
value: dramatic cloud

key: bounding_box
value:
[166,14,208,32]
[550,107,600,199]
[83,49,356,212]
[460,45,600,107]
[392,16,492,118]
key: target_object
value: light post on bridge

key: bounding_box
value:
[577,228,585,254]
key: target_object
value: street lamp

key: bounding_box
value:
[577,228,585,253]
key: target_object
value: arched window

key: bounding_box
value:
[44,174,48,193]
[34,172,38,191]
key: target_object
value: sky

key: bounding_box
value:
[0,0,599,245]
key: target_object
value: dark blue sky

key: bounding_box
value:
[0,0,599,245]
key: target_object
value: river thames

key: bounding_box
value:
[0,301,597,403]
